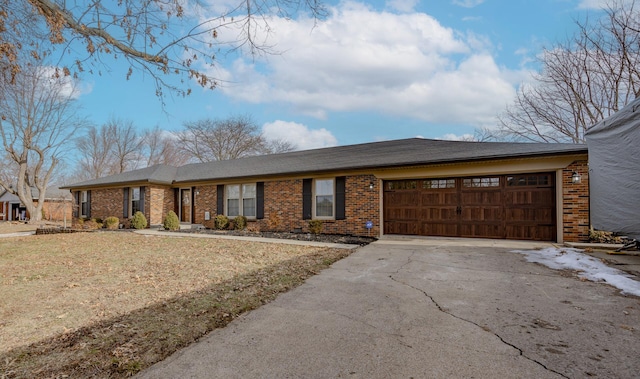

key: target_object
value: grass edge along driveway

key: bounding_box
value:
[0,232,353,378]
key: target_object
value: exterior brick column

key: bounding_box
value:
[562,160,590,242]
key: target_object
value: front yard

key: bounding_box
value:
[0,231,352,378]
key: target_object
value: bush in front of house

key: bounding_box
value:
[234,215,247,230]
[308,220,323,234]
[82,218,102,230]
[104,217,120,230]
[163,211,180,231]
[215,214,229,230]
[130,211,147,229]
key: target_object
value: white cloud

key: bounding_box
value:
[452,0,485,8]
[386,0,419,13]
[577,0,607,9]
[206,1,525,129]
[262,120,338,150]
[439,133,475,141]
[38,66,89,99]
[577,0,633,9]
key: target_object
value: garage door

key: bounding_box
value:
[383,173,556,241]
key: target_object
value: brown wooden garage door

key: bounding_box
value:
[383,173,556,241]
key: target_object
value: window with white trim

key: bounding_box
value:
[131,187,141,215]
[314,179,334,218]
[226,183,256,218]
[80,191,88,217]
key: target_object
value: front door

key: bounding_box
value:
[180,188,191,223]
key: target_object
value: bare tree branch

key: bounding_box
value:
[498,0,640,143]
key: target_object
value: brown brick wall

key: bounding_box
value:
[89,188,124,222]
[148,186,174,226]
[72,186,174,228]
[562,160,590,242]
[184,175,379,236]
[193,185,218,229]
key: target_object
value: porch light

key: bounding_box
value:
[571,171,582,184]
[369,181,374,190]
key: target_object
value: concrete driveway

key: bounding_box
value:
[137,237,640,379]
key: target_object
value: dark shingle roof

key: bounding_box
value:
[63,138,587,188]
[173,138,587,183]
[60,164,178,189]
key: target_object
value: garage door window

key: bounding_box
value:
[386,180,418,190]
[423,179,455,189]
[463,177,500,188]
[507,174,550,186]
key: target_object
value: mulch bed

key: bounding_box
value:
[173,229,377,246]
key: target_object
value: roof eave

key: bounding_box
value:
[60,179,174,190]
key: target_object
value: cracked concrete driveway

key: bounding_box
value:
[137,237,640,379]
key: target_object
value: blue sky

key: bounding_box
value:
[72,0,607,150]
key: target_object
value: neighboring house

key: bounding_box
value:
[0,187,72,222]
[586,97,640,239]
[61,138,590,242]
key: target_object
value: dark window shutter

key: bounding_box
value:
[86,190,92,219]
[256,182,264,219]
[123,187,129,218]
[73,192,79,218]
[217,185,224,215]
[139,186,146,214]
[302,179,312,220]
[191,186,196,223]
[174,188,179,214]
[335,177,346,220]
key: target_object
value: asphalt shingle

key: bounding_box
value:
[63,138,587,188]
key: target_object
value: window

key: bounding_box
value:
[423,179,455,189]
[463,177,500,188]
[315,179,334,218]
[507,174,551,187]
[386,180,418,190]
[131,187,141,215]
[226,183,256,218]
[80,191,88,217]
[242,184,256,217]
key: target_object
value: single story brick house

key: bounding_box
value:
[61,138,590,242]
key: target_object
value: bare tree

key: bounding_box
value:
[263,138,298,154]
[176,115,295,162]
[74,124,115,180]
[0,0,326,98]
[108,118,142,174]
[0,64,86,223]
[74,118,142,180]
[141,126,192,167]
[497,0,640,143]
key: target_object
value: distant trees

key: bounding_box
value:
[176,115,295,162]
[73,115,292,181]
[74,118,142,180]
[74,119,192,180]
[142,126,191,167]
[498,0,640,143]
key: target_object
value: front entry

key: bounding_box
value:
[383,173,556,241]
[180,188,192,223]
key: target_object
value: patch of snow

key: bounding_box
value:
[512,247,640,297]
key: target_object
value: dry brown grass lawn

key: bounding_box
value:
[0,221,38,233]
[0,231,352,378]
